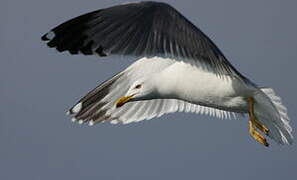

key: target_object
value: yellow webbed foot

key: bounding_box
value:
[249,120,269,147]
[247,97,270,147]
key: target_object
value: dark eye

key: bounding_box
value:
[135,84,142,89]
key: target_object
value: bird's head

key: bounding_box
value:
[115,77,156,108]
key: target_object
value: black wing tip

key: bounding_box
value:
[41,31,64,51]
[41,10,98,54]
[41,1,174,56]
[41,31,55,41]
[41,29,90,54]
[41,34,49,41]
[95,46,107,56]
[67,72,124,125]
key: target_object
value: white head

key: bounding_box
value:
[115,77,157,107]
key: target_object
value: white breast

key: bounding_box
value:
[154,61,253,113]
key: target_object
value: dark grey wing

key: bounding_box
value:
[41,1,248,80]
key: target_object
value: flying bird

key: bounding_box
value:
[41,1,293,146]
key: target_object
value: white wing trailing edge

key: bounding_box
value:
[67,57,241,125]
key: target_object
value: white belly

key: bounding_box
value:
[155,61,254,113]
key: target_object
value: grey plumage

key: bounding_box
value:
[67,57,240,125]
[41,2,292,145]
[41,1,249,82]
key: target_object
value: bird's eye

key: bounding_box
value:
[135,84,142,89]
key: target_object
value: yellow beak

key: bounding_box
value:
[115,95,135,108]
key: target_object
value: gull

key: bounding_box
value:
[41,1,293,146]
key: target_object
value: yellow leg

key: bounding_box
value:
[247,97,269,147]
[251,117,269,135]
[247,97,269,135]
[249,121,269,147]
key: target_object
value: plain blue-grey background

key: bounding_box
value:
[1,0,296,179]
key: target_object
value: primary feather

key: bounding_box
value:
[68,57,240,125]
[42,1,293,145]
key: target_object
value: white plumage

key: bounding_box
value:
[105,57,241,123]
[42,1,293,146]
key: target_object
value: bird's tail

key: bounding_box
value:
[253,87,293,144]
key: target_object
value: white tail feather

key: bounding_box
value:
[254,88,293,144]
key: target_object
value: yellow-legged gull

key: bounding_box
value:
[41,1,293,146]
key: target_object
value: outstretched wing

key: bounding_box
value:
[41,1,248,82]
[68,57,241,125]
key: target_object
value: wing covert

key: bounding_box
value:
[42,1,249,81]
[67,57,241,125]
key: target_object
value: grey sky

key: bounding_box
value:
[1,0,297,179]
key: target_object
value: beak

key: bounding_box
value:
[115,94,135,108]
